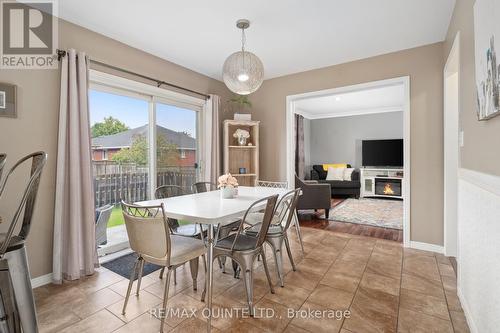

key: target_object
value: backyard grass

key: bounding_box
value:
[107,206,125,228]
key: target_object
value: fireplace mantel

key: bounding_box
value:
[360,167,404,199]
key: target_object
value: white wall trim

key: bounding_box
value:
[459,168,500,197]
[443,31,460,258]
[31,272,53,288]
[457,287,479,333]
[295,106,403,120]
[409,241,444,254]
[286,76,411,247]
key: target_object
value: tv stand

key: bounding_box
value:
[360,167,404,200]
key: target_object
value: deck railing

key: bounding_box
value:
[93,161,196,207]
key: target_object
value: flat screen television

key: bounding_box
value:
[362,139,403,167]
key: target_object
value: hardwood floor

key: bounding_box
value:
[298,198,404,242]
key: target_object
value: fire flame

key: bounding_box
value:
[383,183,395,195]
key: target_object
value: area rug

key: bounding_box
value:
[322,198,403,229]
[101,253,162,279]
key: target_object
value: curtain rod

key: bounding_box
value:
[56,49,210,100]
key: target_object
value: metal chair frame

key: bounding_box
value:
[255,179,305,253]
[0,151,47,333]
[121,201,206,333]
[255,189,301,287]
[154,184,206,284]
[211,195,278,316]
[0,153,6,183]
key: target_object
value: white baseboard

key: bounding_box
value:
[457,286,478,333]
[409,241,444,254]
[31,272,53,288]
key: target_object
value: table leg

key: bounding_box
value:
[206,224,215,333]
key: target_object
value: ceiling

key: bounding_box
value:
[295,84,405,119]
[59,0,456,80]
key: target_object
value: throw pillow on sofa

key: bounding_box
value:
[343,168,354,181]
[326,166,345,181]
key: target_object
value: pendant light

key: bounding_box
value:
[222,19,264,95]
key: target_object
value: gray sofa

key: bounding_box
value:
[310,165,361,198]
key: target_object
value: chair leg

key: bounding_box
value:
[136,257,145,296]
[217,257,223,270]
[239,254,255,316]
[189,257,199,291]
[294,210,305,253]
[5,247,38,333]
[122,258,140,314]
[159,267,165,279]
[232,259,240,279]
[160,268,172,333]
[260,248,275,294]
[174,268,177,285]
[201,255,207,302]
[284,236,297,271]
[268,238,285,287]
[325,208,330,219]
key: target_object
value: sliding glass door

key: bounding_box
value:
[155,101,199,191]
[89,71,206,257]
[89,88,150,256]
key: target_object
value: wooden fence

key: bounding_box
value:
[93,161,196,207]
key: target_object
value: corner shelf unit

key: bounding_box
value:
[223,120,260,187]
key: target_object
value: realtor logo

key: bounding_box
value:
[1,0,58,69]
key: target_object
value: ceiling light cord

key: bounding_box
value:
[241,27,246,69]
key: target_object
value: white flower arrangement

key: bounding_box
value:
[218,173,239,188]
[233,129,250,139]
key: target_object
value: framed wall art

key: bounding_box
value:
[0,83,17,118]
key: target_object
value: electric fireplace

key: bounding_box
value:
[375,178,402,197]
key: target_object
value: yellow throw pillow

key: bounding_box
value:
[322,163,348,171]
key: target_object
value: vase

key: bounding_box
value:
[221,186,235,199]
[237,136,247,146]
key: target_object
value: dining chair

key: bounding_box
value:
[0,151,47,333]
[191,181,217,193]
[121,201,206,333]
[155,185,207,237]
[255,179,305,253]
[155,185,206,283]
[95,204,113,246]
[191,181,241,273]
[245,189,301,287]
[211,194,278,316]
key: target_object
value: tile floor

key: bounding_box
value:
[34,227,470,332]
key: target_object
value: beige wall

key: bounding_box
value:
[444,0,500,176]
[0,19,231,279]
[248,43,445,246]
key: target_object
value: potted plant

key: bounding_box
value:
[228,95,252,120]
[218,173,239,199]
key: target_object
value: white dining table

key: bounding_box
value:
[136,185,289,332]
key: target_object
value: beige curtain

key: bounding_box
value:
[53,49,97,283]
[204,95,221,183]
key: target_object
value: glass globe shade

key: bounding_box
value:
[222,50,264,95]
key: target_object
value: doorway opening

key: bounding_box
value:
[286,77,411,246]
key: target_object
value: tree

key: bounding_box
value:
[111,134,180,167]
[91,117,129,137]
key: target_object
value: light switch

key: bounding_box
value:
[459,131,464,147]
